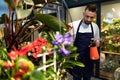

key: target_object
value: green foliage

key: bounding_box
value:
[34,13,67,34]
[102,60,119,72]
[0,47,8,60]
[30,70,46,80]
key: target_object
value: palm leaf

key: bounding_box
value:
[34,13,67,34]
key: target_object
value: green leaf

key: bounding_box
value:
[66,44,77,51]
[34,13,67,34]
[4,0,16,11]
[46,59,53,64]
[63,53,79,59]
[0,47,8,60]
[30,70,46,80]
[61,62,74,69]
[0,60,4,66]
[16,7,33,19]
[46,70,57,79]
[64,60,85,67]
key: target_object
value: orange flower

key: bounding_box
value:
[3,61,14,68]
[15,77,21,80]
[14,0,18,6]
[20,62,29,72]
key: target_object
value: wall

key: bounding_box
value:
[66,6,85,23]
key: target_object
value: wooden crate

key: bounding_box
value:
[100,70,114,80]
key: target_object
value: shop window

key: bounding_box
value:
[100,1,120,80]
[101,1,120,53]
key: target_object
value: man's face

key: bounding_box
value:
[83,9,96,24]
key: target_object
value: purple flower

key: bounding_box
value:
[58,48,71,56]
[52,33,63,45]
[64,32,71,38]
[52,41,61,46]
[52,32,73,56]
[63,32,73,46]
[54,34,63,43]
[52,32,73,46]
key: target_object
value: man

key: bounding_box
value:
[69,4,100,80]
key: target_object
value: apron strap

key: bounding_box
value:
[91,23,94,38]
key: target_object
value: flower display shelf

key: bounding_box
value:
[101,51,120,55]
[37,51,57,80]
[101,51,120,61]
[100,51,120,80]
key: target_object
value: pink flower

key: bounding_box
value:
[32,52,39,58]
[8,51,18,60]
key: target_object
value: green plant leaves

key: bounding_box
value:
[60,59,85,71]
[34,13,67,34]
[30,70,46,80]
[4,0,16,11]
[0,47,8,60]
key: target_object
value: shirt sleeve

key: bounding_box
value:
[68,20,81,40]
[92,22,100,41]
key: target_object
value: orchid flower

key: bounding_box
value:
[52,32,73,56]
[58,48,71,56]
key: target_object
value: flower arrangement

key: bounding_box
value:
[101,18,120,53]
[0,0,84,80]
[0,33,84,80]
[0,37,51,80]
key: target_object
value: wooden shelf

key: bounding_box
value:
[101,51,120,55]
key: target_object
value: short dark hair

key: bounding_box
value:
[85,4,97,12]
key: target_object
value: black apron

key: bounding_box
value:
[71,20,94,79]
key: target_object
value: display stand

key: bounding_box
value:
[37,51,57,80]
[100,51,120,80]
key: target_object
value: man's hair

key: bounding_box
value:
[85,4,97,12]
